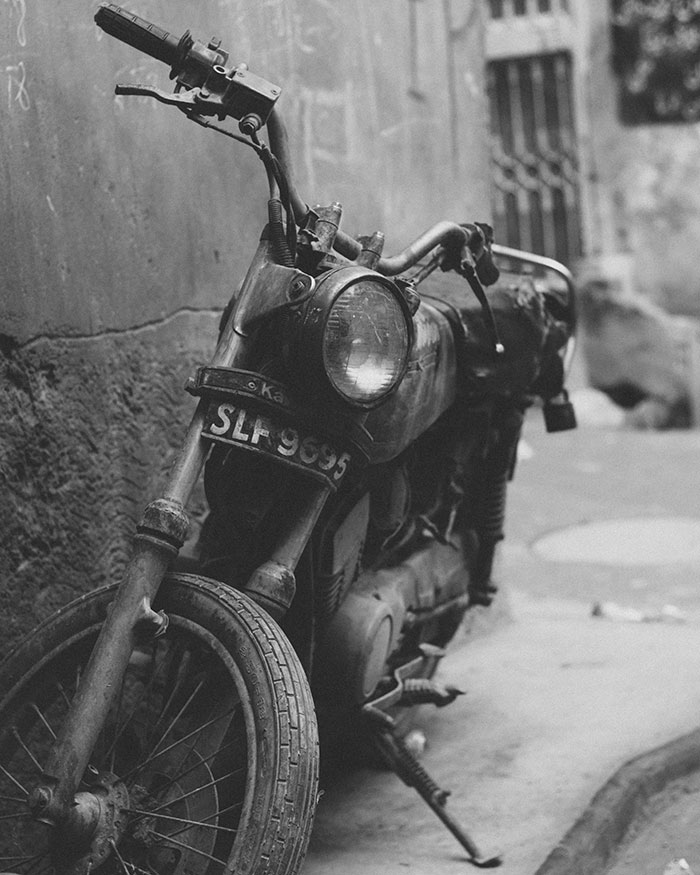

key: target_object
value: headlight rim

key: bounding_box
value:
[300,266,414,410]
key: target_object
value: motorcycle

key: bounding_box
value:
[0,6,577,874]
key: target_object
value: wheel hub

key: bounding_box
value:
[52,771,130,873]
[111,751,221,874]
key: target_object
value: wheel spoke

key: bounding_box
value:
[109,673,128,773]
[0,852,44,865]
[148,732,242,800]
[28,702,57,740]
[144,644,191,746]
[208,799,245,820]
[164,800,244,842]
[146,677,205,761]
[12,726,44,773]
[22,855,53,875]
[123,806,238,834]
[0,808,31,820]
[121,705,238,782]
[148,830,227,865]
[102,646,167,763]
[0,762,28,796]
[126,798,245,849]
[56,680,72,709]
[143,767,244,817]
[108,839,134,875]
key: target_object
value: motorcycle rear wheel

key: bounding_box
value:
[0,573,319,875]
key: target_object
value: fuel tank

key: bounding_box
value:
[362,300,458,465]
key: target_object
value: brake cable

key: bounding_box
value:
[186,113,297,264]
[410,250,505,356]
[457,260,505,356]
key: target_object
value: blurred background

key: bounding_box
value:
[2,0,699,646]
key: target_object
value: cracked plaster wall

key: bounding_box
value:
[0,312,216,645]
[1,0,490,647]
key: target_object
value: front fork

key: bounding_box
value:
[29,410,203,829]
[28,241,330,840]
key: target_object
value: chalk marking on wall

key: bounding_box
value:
[6,60,29,111]
[2,0,27,48]
[261,0,291,41]
[299,83,357,191]
[378,116,435,140]
[300,0,342,53]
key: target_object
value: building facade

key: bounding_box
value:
[485,0,700,318]
[3,0,699,642]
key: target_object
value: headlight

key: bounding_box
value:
[323,281,410,404]
[293,267,413,408]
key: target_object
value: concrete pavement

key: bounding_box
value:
[303,396,700,875]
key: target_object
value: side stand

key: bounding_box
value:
[362,662,502,868]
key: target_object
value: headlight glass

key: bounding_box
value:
[323,281,410,404]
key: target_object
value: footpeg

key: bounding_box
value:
[398,678,464,708]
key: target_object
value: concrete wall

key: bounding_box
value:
[0,0,491,647]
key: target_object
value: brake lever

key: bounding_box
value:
[115,82,243,123]
[118,58,282,125]
[115,83,206,112]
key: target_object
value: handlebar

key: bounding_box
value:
[330,220,477,277]
[95,4,500,284]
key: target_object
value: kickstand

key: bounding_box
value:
[365,710,502,868]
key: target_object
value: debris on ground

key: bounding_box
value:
[663,860,696,875]
[591,602,687,623]
[402,728,428,757]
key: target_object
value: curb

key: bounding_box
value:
[534,726,700,875]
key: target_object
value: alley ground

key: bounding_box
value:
[303,394,700,875]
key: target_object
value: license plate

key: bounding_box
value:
[202,400,351,485]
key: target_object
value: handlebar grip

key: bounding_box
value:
[95,4,181,67]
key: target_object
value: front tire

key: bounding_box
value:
[0,573,319,875]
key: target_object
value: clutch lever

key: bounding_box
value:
[115,81,280,139]
[116,83,202,111]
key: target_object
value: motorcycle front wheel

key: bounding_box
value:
[0,573,319,875]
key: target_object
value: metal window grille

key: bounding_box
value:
[487,51,582,265]
[488,0,569,18]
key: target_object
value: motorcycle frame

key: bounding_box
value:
[26,104,576,837]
